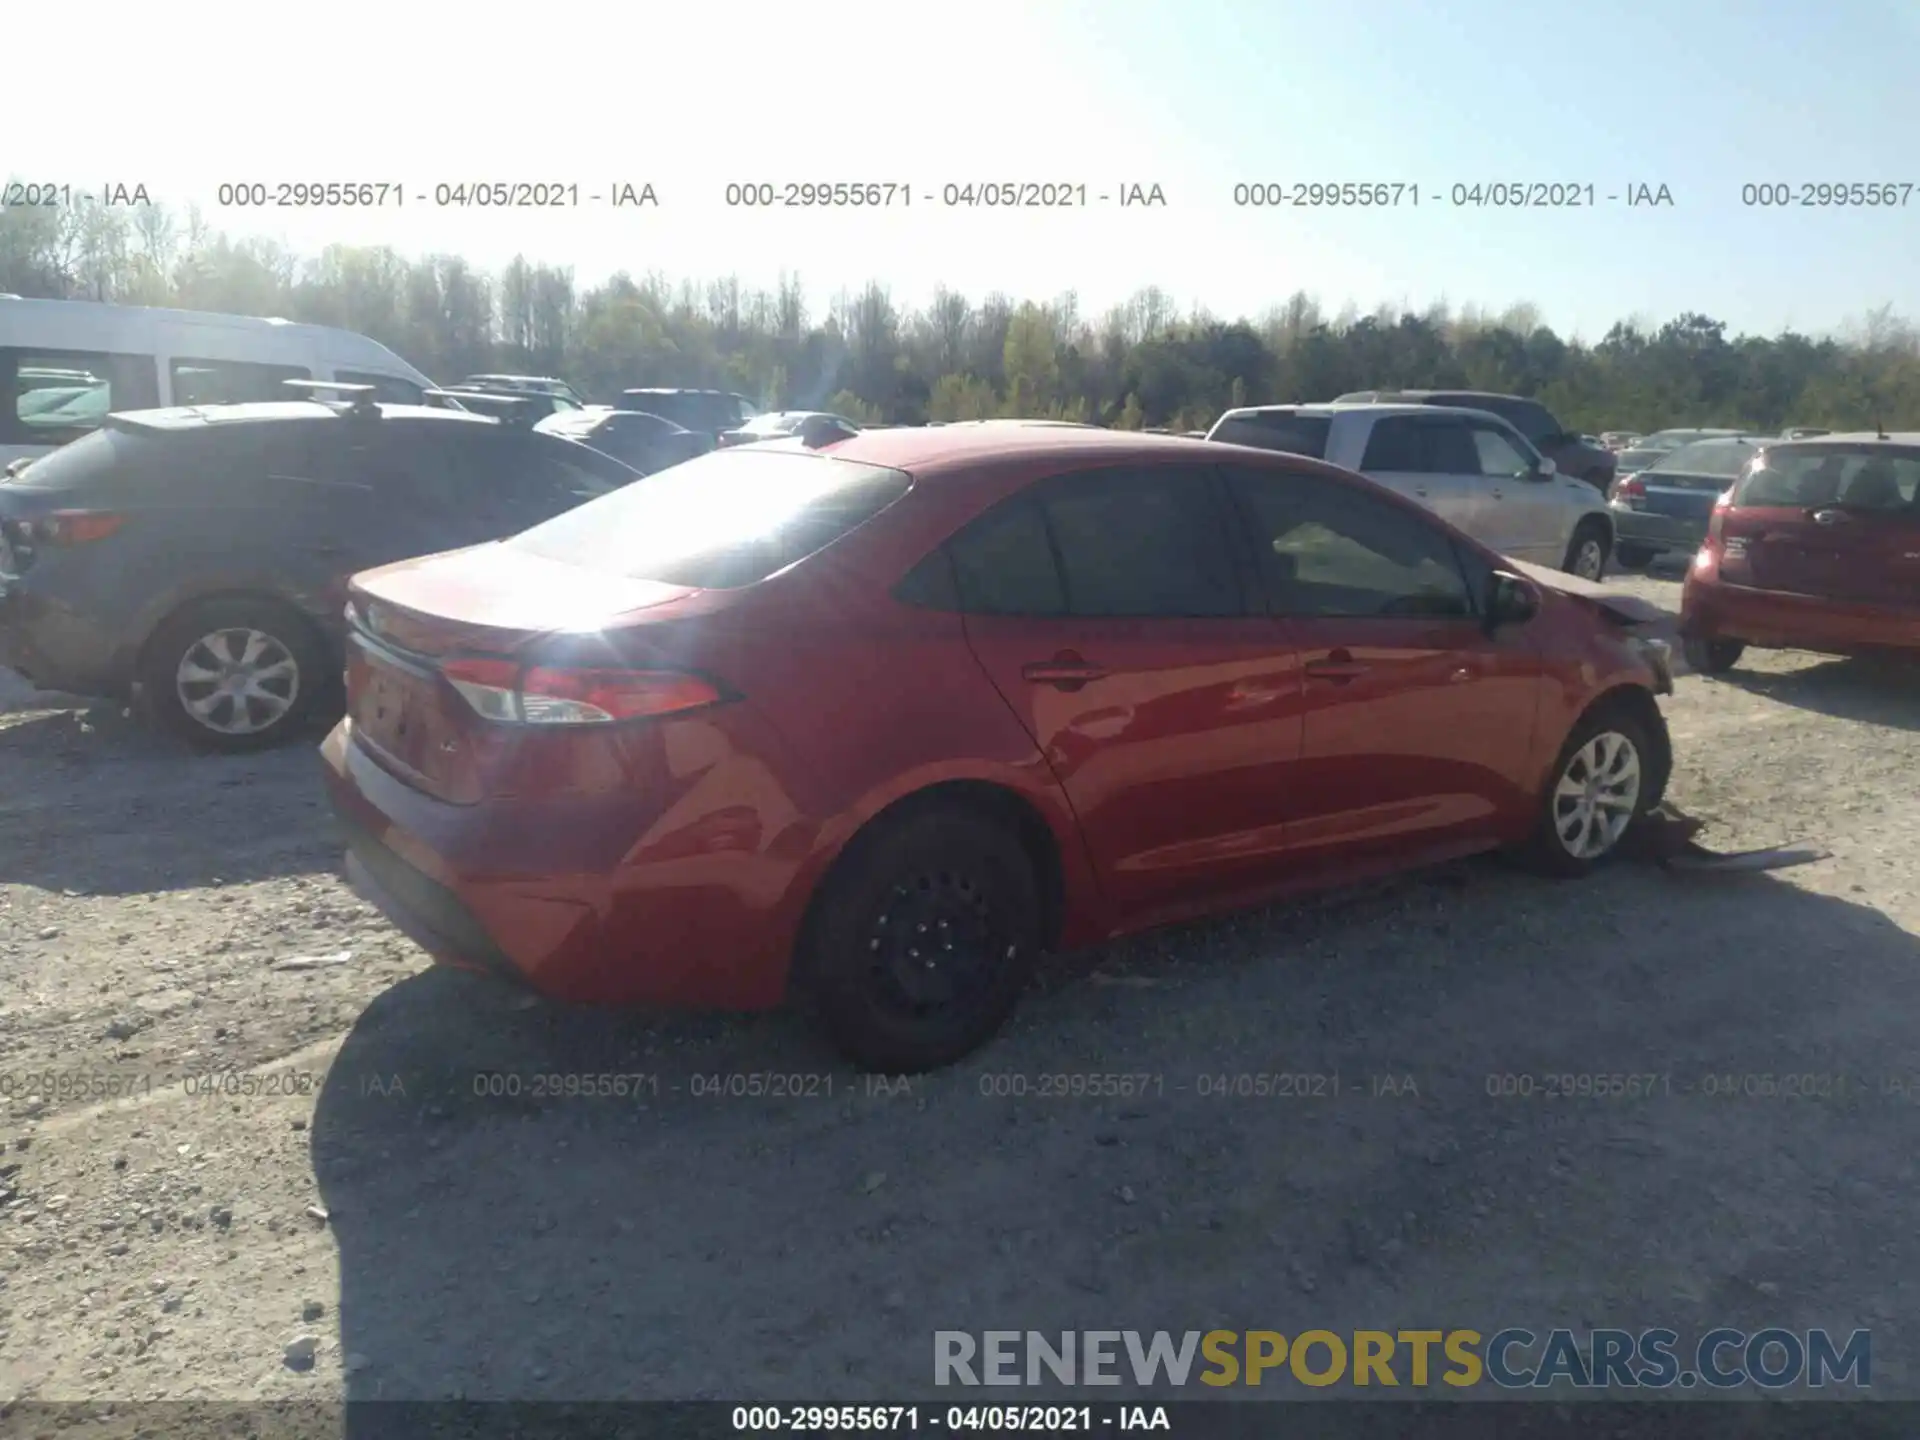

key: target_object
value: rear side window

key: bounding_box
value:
[170,358,312,405]
[1206,411,1331,459]
[1037,465,1242,617]
[1738,448,1920,512]
[1,348,161,445]
[508,446,911,587]
[1360,417,1480,473]
[947,499,1067,614]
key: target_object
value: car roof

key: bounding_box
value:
[1221,402,1511,424]
[1338,388,1531,403]
[104,401,502,433]
[820,422,1360,482]
[1763,432,1920,449]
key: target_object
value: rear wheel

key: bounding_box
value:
[1682,637,1745,675]
[1519,704,1659,877]
[1614,543,1657,570]
[794,807,1043,1073]
[1563,520,1611,581]
[140,595,333,753]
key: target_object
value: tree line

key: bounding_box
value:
[4,192,1917,434]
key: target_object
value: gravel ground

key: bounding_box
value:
[3,563,1919,1407]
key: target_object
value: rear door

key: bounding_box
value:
[1723,446,1920,605]
[946,460,1309,926]
[1220,464,1548,869]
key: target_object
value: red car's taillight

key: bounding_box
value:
[1706,489,1733,543]
[27,510,125,545]
[440,657,724,725]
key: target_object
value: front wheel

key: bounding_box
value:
[1683,637,1745,675]
[1519,706,1660,877]
[793,808,1043,1072]
[139,595,332,753]
[1562,520,1611,581]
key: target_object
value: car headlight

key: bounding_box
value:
[1629,635,1673,693]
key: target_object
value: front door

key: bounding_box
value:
[944,461,1308,926]
[1220,464,1549,872]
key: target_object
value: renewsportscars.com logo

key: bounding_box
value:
[934,1329,1871,1390]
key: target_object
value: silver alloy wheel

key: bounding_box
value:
[1552,730,1642,859]
[1572,535,1607,580]
[174,627,300,736]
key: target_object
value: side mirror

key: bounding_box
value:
[1532,456,1557,480]
[1485,570,1540,631]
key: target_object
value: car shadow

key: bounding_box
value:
[314,857,1920,1408]
[0,699,342,893]
[1719,655,1920,732]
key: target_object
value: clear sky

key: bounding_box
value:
[17,0,1919,339]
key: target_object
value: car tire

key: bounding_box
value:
[1614,543,1656,570]
[1682,637,1745,675]
[140,595,333,754]
[794,806,1043,1073]
[1562,519,1611,581]
[1518,703,1661,878]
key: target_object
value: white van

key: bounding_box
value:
[1,297,436,467]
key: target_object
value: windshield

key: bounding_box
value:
[1647,440,1758,477]
[508,446,911,588]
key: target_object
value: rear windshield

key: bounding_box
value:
[1647,440,1758,477]
[1736,446,1920,512]
[1207,411,1331,459]
[508,446,911,587]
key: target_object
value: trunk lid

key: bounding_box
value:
[1636,467,1731,521]
[346,544,701,803]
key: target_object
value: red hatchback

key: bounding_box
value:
[1681,434,1920,673]
[320,426,1675,1071]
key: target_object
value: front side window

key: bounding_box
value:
[1469,421,1535,478]
[1225,467,1476,619]
[170,357,312,406]
[2,348,160,444]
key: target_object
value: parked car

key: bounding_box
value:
[534,408,713,472]
[1612,428,1746,477]
[1600,431,1644,451]
[2,297,434,468]
[1331,389,1616,492]
[321,426,1674,1071]
[1206,403,1616,578]
[1608,436,1769,569]
[617,389,756,439]
[0,384,641,751]
[1681,433,1920,673]
[719,410,862,448]
[460,374,588,406]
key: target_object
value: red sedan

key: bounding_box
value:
[320,425,1675,1071]
[1681,434,1920,672]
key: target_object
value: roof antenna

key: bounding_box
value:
[1875,409,1889,441]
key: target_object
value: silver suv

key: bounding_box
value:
[1206,403,1617,579]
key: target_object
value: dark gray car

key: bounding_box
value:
[1333,389,1616,492]
[1608,435,1768,568]
[0,396,639,751]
